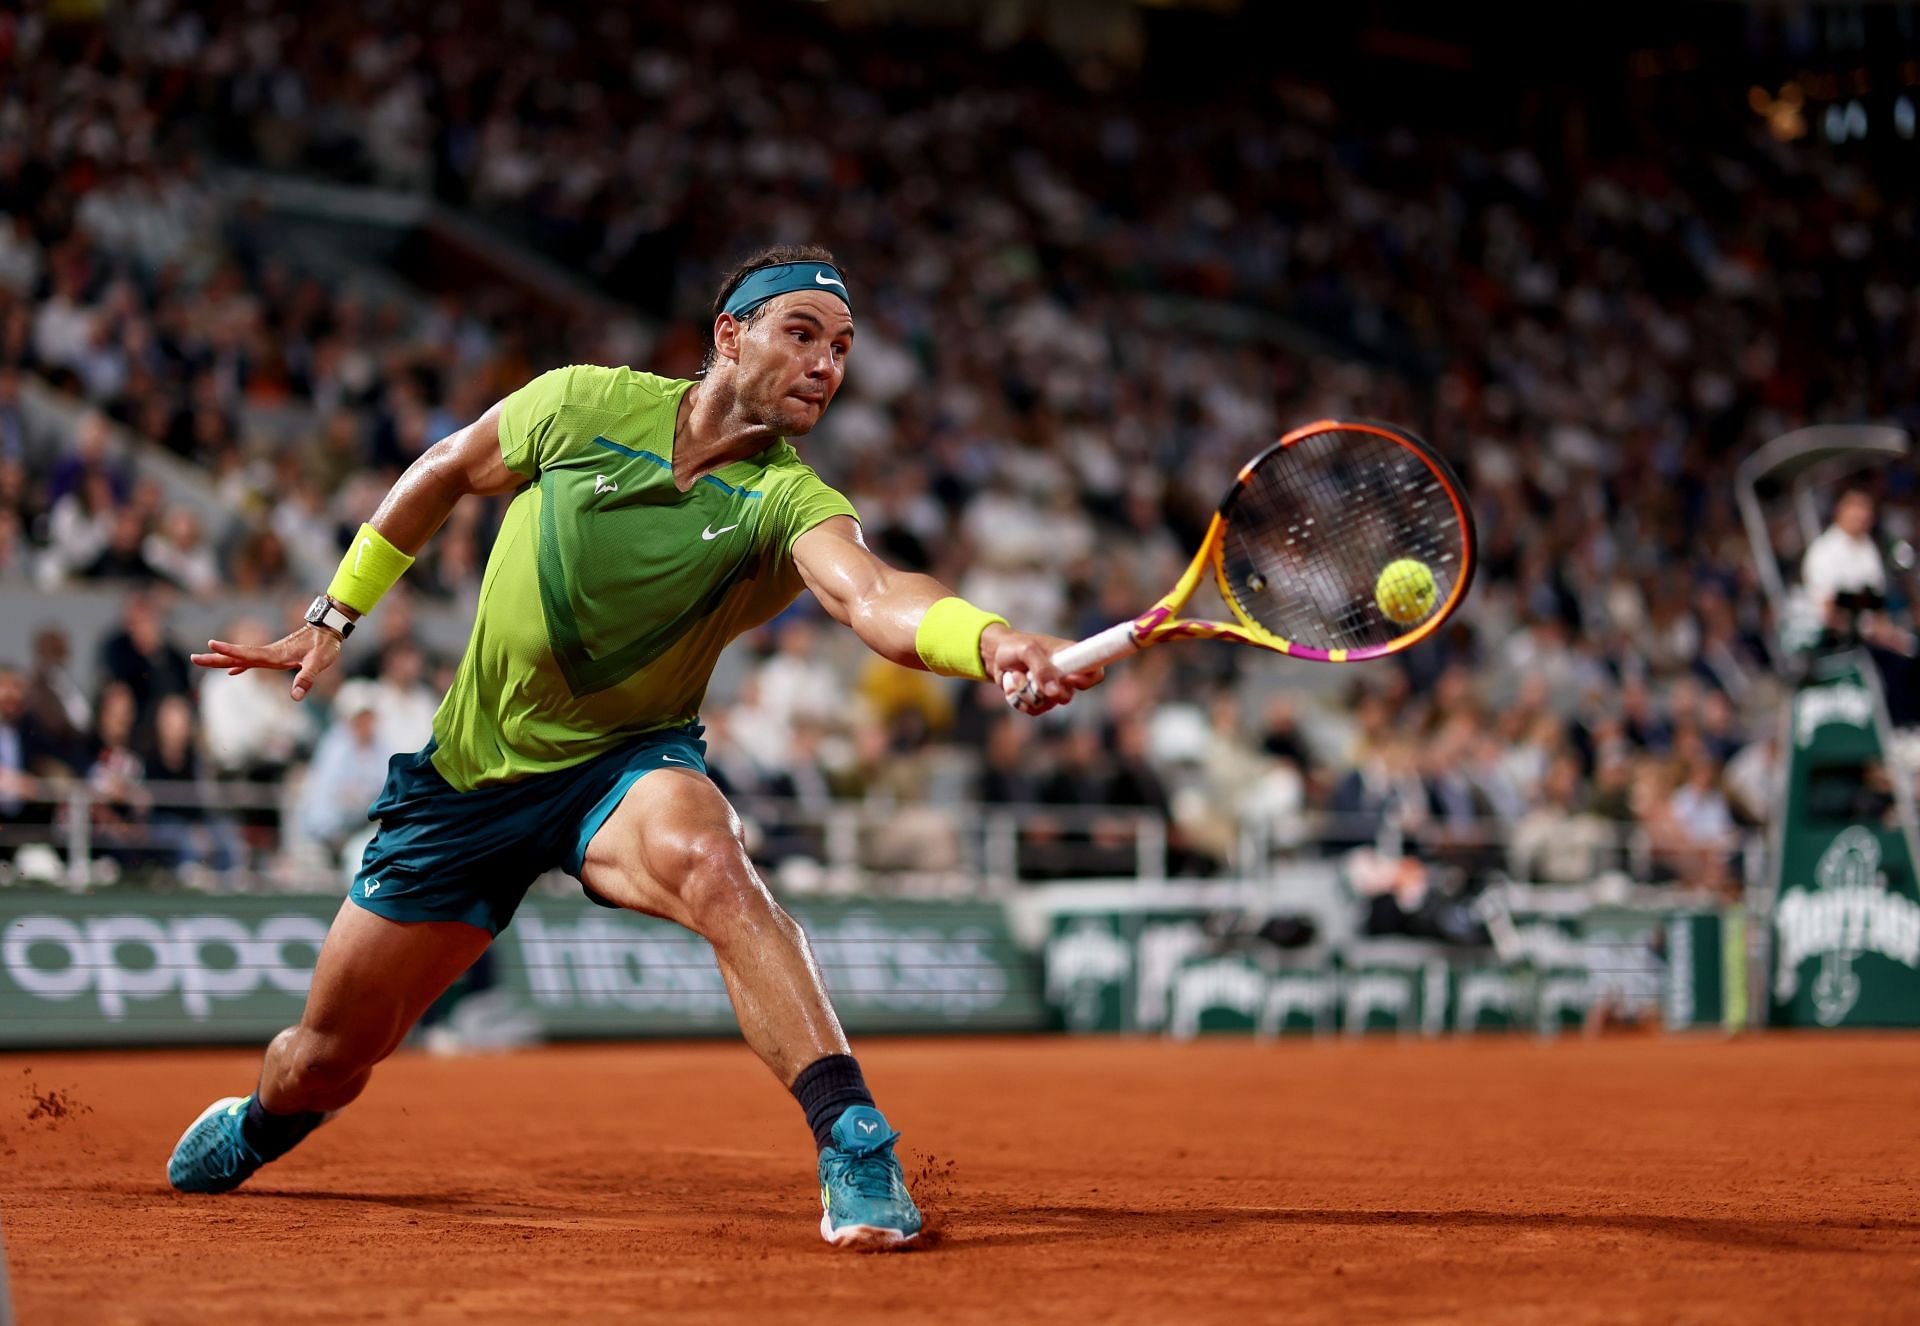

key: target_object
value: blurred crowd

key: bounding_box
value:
[3,2,1917,896]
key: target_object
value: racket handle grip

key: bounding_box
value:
[1053,621,1142,673]
[1002,621,1141,713]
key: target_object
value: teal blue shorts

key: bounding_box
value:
[348,724,708,935]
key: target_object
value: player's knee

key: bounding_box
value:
[660,827,776,934]
[283,1026,384,1094]
[652,822,747,889]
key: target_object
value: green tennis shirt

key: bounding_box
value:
[427,364,857,790]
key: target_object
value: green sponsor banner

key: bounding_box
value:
[1770,655,1920,1028]
[505,897,1043,1036]
[0,894,335,1046]
[1450,964,1528,1033]
[0,893,1045,1047]
[1263,966,1341,1036]
[1041,910,1210,1033]
[1044,912,1131,1032]
[1663,908,1747,1031]
[1045,904,1743,1036]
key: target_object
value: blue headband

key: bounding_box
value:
[723,262,853,320]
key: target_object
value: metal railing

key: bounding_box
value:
[0,779,1762,898]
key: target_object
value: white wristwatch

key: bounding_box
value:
[305,594,357,641]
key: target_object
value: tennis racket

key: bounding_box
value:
[1006,419,1476,710]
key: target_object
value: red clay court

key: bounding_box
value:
[4,1034,1917,1324]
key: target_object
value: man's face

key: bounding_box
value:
[1837,492,1874,537]
[0,671,21,720]
[718,291,853,437]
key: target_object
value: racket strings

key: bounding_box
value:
[1219,429,1467,653]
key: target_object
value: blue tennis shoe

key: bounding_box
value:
[168,1095,332,1194]
[168,1096,265,1193]
[817,1106,923,1249]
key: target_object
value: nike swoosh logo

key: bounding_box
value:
[659,754,690,766]
[702,523,740,540]
[814,271,845,289]
[353,537,371,575]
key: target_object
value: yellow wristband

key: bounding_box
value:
[326,523,416,616]
[914,597,1009,681]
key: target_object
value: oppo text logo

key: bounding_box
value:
[2,913,328,1021]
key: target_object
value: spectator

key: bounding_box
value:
[976,714,1060,879]
[97,590,191,730]
[24,625,90,770]
[38,467,118,586]
[734,617,844,773]
[369,639,438,754]
[0,663,67,849]
[0,367,30,462]
[4,1,1894,895]
[295,680,392,865]
[1509,755,1617,885]
[1038,725,1134,878]
[144,507,221,597]
[84,504,159,582]
[0,508,30,583]
[144,693,239,872]
[1177,693,1273,866]
[1257,695,1316,780]
[1330,737,1426,852]
[200,616,316,780]
[85,682,153,869]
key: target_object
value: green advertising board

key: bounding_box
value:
[0,893,1046,1047]
[1043,901,1744,1037]
[1769,654,1920,1028]
[503,897,1043,1036]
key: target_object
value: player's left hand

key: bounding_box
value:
[983,625,1105,716]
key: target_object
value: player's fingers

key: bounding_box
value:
[1005,644,1071,702]
[1064,665,1106,689]
[190,643,249,669]
[290,645,322,700]
[195,640,286,671]
[1000,670,1057,715]
[290,637,344,701]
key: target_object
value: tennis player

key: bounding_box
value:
[166,246,1100,1248]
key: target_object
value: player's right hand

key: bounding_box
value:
[191,625,343,702]
[983,625,1105,716]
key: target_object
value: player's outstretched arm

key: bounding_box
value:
[190,398,526,700]
[792,516,1103,713]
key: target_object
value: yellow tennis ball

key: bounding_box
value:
[1376,559,1437,626]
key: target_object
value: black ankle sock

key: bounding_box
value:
[242,1093,327,1159]
[790,1054,875,1151]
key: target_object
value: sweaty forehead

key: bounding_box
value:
[763,290,855,332]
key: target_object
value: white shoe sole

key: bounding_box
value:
[819,1211,920,1250]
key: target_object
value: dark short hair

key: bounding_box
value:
[703,244,843,371]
